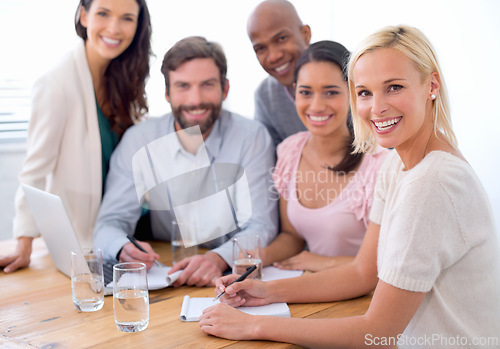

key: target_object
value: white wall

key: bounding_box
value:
[143,0,336,118]
[1,0,499,237]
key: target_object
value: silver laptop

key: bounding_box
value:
[22,185,116,295]
[22,185,168,295]
[21,184,84,277]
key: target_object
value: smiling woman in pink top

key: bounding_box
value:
[262,41,388,272]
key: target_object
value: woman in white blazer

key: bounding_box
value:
[0,0,152,273]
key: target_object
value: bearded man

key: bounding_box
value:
[94,36,277,287]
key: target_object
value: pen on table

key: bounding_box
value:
[213,265,257,301]
[126,235,166,268]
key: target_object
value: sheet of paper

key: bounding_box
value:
[105,265,182,291]
[180,296,291,322]
[261,266,303,281]
[147,266,183,289]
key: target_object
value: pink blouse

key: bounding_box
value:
[273,132,389,257]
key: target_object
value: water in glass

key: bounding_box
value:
[113,289,149,332]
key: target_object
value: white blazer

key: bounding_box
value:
[13,40,102,249]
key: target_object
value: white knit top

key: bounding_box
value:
[370,150,500,349]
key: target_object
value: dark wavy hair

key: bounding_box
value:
[294,40,363,173]
[75,0,152,138]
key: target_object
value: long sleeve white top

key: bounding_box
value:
[13,40,101,249]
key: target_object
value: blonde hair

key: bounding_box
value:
[347,25,457,153]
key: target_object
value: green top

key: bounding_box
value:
[96,100,119,196]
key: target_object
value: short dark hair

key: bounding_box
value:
[161,36,228,95]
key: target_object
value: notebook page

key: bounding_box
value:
[180,296,290,322]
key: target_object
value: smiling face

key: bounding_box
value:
[295,61,350,139]
[247,3,310,87]
[80,0,139,66]
[166,58,229,138]
[353,47,436,151]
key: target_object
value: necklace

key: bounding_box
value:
[422,129,433,161]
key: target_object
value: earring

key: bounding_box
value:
[431,94,436,100]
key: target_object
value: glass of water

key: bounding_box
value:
[232,235,262,279]
[113,262,149,332]
[171,220,198,265]
[71,248,104,312]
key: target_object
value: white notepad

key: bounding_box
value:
[180,296,291,322]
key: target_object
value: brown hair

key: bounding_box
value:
[161,36,227,95]
[75,0,152,138]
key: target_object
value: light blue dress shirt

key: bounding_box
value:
[93,110,278,267]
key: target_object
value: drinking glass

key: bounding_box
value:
[71,248,104,312]
[171,220,198,265]
[113,262,149,332]
[232,235,262,279]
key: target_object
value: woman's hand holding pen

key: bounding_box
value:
[214,274,271,307]
[202,273,273,340]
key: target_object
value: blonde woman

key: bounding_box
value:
[199,25,500,348]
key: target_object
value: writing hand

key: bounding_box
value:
[119,241,159,270]
[214,274,270,307]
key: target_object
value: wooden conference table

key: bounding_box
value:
[0,238,372,348]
